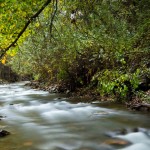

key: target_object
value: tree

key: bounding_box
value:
[0,0,53,60]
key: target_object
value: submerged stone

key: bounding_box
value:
[104,138,131,146]
[0,130,10,137]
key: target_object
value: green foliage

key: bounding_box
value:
[136,91,150,103]
[0,0,46,59]
[93,69,141,101]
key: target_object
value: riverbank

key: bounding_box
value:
[0,79,8,84]
[25,80,150,112]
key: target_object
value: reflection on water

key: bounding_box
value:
[0,82,150,150]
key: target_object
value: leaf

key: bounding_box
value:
[1,56,6,64]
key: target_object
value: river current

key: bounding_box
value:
[0,82,150,150]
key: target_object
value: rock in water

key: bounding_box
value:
[0,130,10,137]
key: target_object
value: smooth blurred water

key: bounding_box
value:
[0,82,150,150]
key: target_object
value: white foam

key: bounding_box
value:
[116,132,149,144]
[119,142,150,150]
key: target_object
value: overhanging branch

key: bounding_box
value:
[0,0,52,60]
[49,0,58,36]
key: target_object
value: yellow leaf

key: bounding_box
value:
[1,56,6,64]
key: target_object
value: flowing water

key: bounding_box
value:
[0,82,150,150]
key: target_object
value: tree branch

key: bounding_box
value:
[0,0,52,60]
[49,0,58,36]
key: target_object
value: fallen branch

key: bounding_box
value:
[0,0,52,60]
[129,103,150,111]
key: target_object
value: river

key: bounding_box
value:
[0,82,150,150]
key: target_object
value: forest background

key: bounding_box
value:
[0,0,150,103]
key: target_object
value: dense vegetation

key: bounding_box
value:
[1,0,150,102]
